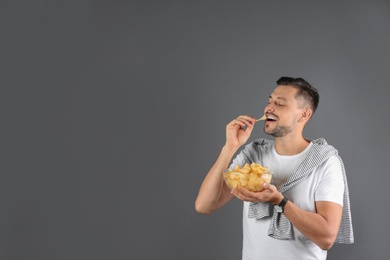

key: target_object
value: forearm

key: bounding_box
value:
[283,201,342,250]
[195,146,237,214]
[231,185,342,250]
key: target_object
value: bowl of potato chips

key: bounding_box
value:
[223,162,272,192]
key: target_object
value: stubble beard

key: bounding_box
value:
[263,121,296,138]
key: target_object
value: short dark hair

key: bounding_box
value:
[276,76,320,113]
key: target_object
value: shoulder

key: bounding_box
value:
[310,137,341,157]
[233,138,273,164]
[242,138,273,153]
[321,155,343,171]
[315,154,345,201]
[252,138,273,147]
[314,154,344,188]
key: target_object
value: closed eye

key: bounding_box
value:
[268,96,287,107]
[268,100,285,106]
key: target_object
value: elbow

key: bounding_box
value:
[319,240,334,251]
[317,235,337,250]
[194,200,214,215]
[195,207,212,215]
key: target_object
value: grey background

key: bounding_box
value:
[0,1,389,259]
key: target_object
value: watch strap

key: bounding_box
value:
[277,197,288,212]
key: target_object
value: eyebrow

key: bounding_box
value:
[269,95,288,102]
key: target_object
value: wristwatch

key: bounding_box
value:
[274,196,288,213]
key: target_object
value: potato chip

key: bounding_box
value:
[223,162,272,192]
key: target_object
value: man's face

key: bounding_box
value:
[263,85,302,137]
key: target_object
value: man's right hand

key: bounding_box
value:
[225,115,256,150]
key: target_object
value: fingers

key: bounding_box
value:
[231,184,279,203]
[231,186,261,202]
[226,115,256,137]
[232,115,256,127]
[263,182,278,192]
[231,187,254,202]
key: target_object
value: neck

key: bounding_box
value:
[273,134,310,156]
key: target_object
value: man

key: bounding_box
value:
[195,77,353,259]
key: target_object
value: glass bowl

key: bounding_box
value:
[223,165,272,192]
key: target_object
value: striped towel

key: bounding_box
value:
[247,138,354,244]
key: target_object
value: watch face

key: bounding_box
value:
[274,205,283,213]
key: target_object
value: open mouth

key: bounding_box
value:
[266,115,278,122]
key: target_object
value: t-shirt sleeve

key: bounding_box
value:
[315,155,345,206]
[229,142,256,169]
[230,151,248,169]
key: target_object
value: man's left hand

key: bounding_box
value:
[231,182,283,205]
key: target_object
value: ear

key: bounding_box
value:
[299,107,312,123]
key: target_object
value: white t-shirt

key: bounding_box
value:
[232,141,344,260]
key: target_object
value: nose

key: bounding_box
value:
[264,103,275,114]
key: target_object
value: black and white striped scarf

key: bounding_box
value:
[245,138,354,244]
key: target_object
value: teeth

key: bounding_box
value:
[267,116,277,120]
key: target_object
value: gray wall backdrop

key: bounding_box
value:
[1,1,389,259]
